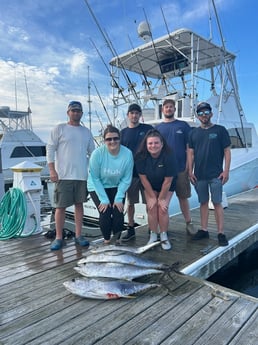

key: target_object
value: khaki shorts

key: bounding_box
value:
[175,170,191,199]
[126,177,146,205]
[54,180,88,208]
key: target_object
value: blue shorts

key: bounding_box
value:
[195,178,222,204]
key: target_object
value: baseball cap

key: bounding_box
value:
[68,101,83,111]
[127,103,142,113]
[196,102,212,113]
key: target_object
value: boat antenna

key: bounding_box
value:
[14,67,18,111]
[22,65,33,130]
[87,66,92,131]
[142,8,169,94]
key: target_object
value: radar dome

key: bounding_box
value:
[137,21,151,42]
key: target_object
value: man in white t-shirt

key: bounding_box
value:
[47,101,95,250]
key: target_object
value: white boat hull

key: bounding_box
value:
[47,153,258,227]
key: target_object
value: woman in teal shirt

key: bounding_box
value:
[87,125,133,244]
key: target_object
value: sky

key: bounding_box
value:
[0,0,257,143]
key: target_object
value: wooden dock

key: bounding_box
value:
[1,188,258,345]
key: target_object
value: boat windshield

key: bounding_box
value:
[10,146,46,158]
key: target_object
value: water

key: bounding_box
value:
[207,242,258,298]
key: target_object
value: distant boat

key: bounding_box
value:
[49,3,258,227]
[0,106,49,188]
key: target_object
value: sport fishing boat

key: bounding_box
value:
[49,3,258,226]
[0,106,49,188]
[109,25,258,197]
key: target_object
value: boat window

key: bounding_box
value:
[228,128,252,148]
[10,146,46,158]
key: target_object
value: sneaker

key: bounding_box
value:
[186,221,195,235]
[218,233,228,246]
[148,229,160,241]
[147,231,158,244]
[74,236,90,247]
[50,239,66,251]
[160,232,172,250]
[112,231,122,245]
[121,227,135,242]
[192,229,209,240]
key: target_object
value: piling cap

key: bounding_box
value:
[11,161,43,172]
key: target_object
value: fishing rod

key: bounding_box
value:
[160,7,189,62]
[84,0,138,102]
[91,79,113,124]
[211,0,247,147]
[160,6,189,98]
[87,66,92,131]
[103,28,139,101]
[89,38,127,104]
[127,34,153,96]
[142,8,169,95]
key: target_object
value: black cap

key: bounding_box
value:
[127,103,142,113]
[196,102,212,113]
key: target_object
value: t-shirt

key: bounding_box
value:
[135,150,178,192]
[120,123,153,177]
[188,124,231,180]
[156,120,191,172]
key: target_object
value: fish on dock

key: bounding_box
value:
[63,277,160,299]
[74,262,163,280]
[77,251,168,270]
[88,241,160,255]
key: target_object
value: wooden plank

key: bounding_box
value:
[228,309,258,345]
[0,188,258,345]
[36,281,202,345]
[193,297,258,345]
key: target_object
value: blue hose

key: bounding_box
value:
[0,188,28,240]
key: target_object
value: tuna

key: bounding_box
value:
[63,277,160,299]
[74,262,163,280]
[77,251,168,270]
[88,241,160,255]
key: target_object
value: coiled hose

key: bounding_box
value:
[0,188,37,240]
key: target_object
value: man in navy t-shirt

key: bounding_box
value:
[120,104,153,241]
[156,99,194,235]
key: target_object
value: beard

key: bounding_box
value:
[164,113,174,119]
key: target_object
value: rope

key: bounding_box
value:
[0,188,36,240]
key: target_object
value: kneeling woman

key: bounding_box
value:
[135,129,177,250]
[87,125,133,244]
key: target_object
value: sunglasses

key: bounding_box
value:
[197,110,211,116]
[105,137,120,142]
